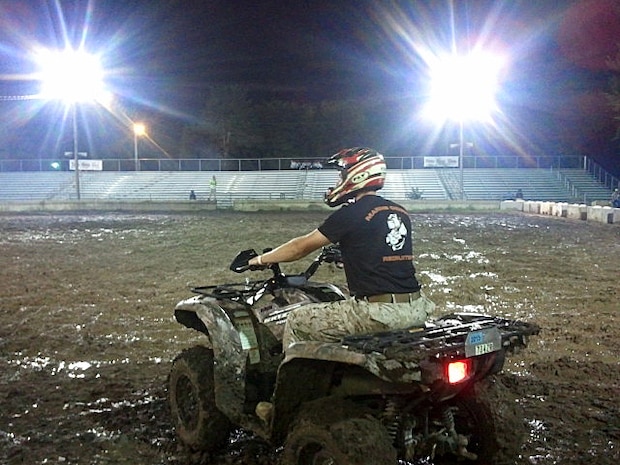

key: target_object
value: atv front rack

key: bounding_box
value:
[191,282,265,301]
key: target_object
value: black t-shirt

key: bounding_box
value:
[318,195,421,297]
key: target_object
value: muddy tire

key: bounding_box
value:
[435,377,525,465]
[169,346,231,452]
[281,414,396,465]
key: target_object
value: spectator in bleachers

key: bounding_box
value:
[611,188,620,208]
[189,190,197,200]
[515,188,524,200]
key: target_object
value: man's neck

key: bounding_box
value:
[355,191,377,201]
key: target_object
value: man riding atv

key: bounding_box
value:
[169,147,540,464]
[248,147,436,348]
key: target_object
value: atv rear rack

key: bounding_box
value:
[342,314,540,359]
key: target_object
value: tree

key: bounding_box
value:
[607,49,620,140]
[187,85,259,158]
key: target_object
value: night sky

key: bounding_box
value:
[1,0,620,175]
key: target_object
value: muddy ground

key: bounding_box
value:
[0,210,618,465]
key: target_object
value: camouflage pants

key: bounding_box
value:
[282,293,436,348]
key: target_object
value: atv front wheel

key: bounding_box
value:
[169,346,231,452]
[281,415,396,465]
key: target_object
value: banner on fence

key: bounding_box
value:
[423,156,459,168]
[69,159,103,171]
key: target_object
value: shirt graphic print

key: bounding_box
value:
[385,213,407,251]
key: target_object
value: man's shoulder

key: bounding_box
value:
[369,195,408,212]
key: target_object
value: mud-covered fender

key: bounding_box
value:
[282,340,423,384]
[174,295,254,421]
[270,341,424,443]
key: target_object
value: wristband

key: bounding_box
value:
[257,255,263,265]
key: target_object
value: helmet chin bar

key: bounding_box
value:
[324,185,378,207]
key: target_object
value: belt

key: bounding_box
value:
[359,291,421,303]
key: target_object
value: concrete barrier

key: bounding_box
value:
[551,202,568,217]
[566,204,588,221]
[523,201,541,214]
[500,200,524,211]
[540,201,553,215]
[502,200,618,224]
[0,199,501,214]
[587,205,615,224]
[0,200,217,213]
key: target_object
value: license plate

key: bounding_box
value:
[465,327,501,358]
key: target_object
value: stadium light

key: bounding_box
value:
[133,123,146,171]
[37,47,108,200]
[424,51,503,199]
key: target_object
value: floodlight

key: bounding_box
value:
[133,123,146,137]
[424,51,504,200]
[425,51,503,123]
[37,48,106,103]
[36,47,109,200]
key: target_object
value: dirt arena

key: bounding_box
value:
[0,210,618,465]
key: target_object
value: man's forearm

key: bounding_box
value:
[261,237,308,263]
[251,229,330,266]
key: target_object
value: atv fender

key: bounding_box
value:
[269,341,424,443]
[174,295,253,421]
[283,340,423,384]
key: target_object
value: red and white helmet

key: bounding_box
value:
[324,147,387,207]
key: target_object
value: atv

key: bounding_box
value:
[169,246,539,464]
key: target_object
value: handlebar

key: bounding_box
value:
[229,245,342,278]
[192,245,343,300]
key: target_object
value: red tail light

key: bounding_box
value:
[447,360,472,384]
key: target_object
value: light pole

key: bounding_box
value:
[458,119,464,200]
[133,123,146,171]
[72,103,80,199]
[424,51,503,199]
[37,47,107,200]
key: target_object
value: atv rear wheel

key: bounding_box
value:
[434,377,524,465]
[281,415,396,465]
[169,346,231,452]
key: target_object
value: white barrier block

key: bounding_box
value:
[540,202,553,215]
[551,202,568,217]
[500,200,524,211]
[567,204,587,220]
[523,201,540,214]
[587,206,614,224]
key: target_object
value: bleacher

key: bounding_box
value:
[461,168,572,201]
[0,172,75,201]
[394,170,448,200]
[0,168,613,205]
[559,169,614,204]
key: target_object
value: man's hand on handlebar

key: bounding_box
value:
[230,248,271,273]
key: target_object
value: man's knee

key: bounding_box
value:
[283,305,318,347]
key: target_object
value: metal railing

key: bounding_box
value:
[0,153,595,173]
[583,157,620,190]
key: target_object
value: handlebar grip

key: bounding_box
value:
[230,249,259,273]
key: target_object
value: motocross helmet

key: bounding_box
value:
[324,147,387,207]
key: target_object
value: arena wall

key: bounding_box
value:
[0,199,617,224]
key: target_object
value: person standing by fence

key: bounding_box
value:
[208,175,217,201]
